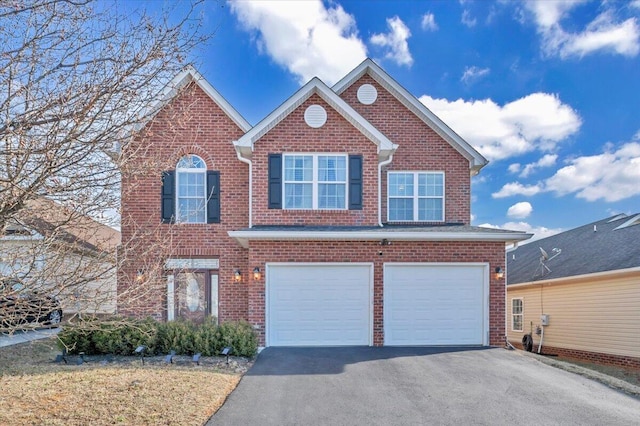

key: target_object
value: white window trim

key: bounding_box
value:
[283,153,348,210]
[176,155,207,223]
[387,171,445,222]
[511,297,524,332]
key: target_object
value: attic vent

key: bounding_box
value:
[357,84,378,105]
[304,105,327,128]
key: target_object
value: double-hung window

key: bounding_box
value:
[283,154,347,209]
[512,298,523,332]
[176,155,206,223]
[388,172,444,221]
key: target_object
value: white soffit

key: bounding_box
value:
[228,229,532,249]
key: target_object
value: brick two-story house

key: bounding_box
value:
[118,59,531,348]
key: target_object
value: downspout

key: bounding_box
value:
[235,147,252,228]
[378,152,394,227]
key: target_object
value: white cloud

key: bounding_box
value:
[492,182,543,198]
[507,202,533,219]
[508,163,521,174]
[460,66,490,84]
[421,12,438,31]
[461,9,477,27]
[419,93,581,161]
[370,16,413,66]
[545,142,640,202]
[493,141,640,202]
[519,154,558,177]
[632,0,640,9]
[524,1,640,58]
[229,0,367,85]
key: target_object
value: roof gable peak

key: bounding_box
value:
[333,58,488,176]
[234,75,397,162]
[138,66,251,134]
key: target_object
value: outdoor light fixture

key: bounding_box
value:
[253,267,261,280]
[136,269,145,282]
[495,266,504,279]
[234,269,242,282]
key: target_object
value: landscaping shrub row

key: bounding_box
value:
[57,318,258,358]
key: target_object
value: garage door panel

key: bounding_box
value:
[268,265,371,346]
[385,264,486,346]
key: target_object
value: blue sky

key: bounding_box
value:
[149,0,640,241]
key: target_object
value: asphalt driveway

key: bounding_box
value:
[209,347,640,425]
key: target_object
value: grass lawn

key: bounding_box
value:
[0,337,248,425]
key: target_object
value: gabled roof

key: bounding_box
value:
[333,59,488,175]
[2,198,120,255]
[139,66,251,133]
[233,77,398,162]
[507,213,640,285]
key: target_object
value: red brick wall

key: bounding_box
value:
[248,240,506,347]
[340,75,471,224]
[251,94,379,226]
[118,82,250,322]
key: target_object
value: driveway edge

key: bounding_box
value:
[512,348,640,398]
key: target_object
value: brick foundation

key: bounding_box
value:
[509,341,640,370]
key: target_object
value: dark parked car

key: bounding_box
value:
[0,278,63,330]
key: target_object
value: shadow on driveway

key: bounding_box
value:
[249,346,489,375]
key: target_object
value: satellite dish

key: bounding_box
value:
[539,247,549,260]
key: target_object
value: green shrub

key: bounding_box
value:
[218,321,258,357]
[57,318,258,358]
[58,317,157,356]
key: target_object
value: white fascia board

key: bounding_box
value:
[228,229,532,249]
[136,66,251,133]
[507,266,640,289]
[234,78,397,162]
[333,59,488,175]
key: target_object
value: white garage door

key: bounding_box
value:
[267,264,372,347]
[384,264,487,346]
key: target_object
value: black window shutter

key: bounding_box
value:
[268,154,282,209]
[161,171,175,223]
[349,155,363,210]
[207,171,221,224]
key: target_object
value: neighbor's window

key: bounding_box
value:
[284,154,347,209]
[388,172,444,221]
[176,155,207,223]
[512,298,523,332]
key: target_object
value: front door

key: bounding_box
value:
[174,271,209,323]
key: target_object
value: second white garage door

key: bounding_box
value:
[384,263,488,346]
[267,264,372,346]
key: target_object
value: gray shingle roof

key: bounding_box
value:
[507,214,640,285]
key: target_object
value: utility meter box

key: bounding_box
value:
[540,314,550,326]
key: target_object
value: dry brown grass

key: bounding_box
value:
[0,338,245,425]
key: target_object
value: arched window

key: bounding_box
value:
[176,154,207,223]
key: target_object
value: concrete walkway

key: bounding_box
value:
[0,327,61,347]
